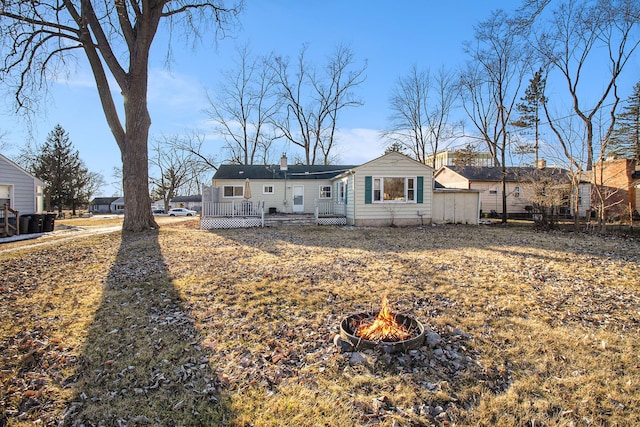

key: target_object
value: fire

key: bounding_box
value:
[354,293,412,342]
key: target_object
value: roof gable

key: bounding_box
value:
[352,151,435,172]
[0,153,44,185]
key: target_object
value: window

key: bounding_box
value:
[0,185,10,207]
[372,177,416,203]
[489,190,498,195]
[514,186,520,198]
[337,181,346,203]
[263,185,274,195]
[319,185,332,199]
[223,185,244,198]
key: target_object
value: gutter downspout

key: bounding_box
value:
[350,170,356,226]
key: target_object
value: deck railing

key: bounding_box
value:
[0,205,20,236]
[314,200,346,217]
[202,200,264,217]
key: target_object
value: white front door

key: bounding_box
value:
[292,185,304,213]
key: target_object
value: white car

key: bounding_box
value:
[167,208,197,216]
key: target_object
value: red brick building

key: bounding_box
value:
[591,158,640,220]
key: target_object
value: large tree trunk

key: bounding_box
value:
[121,46,158,232]
[121,132,157,231]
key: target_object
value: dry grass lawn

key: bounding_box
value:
[1,219,639,426]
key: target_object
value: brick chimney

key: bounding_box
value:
[537,158,546,169]
[280,154,288,171]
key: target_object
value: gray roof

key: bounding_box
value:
[214,164,357,180]
[171,195,202,203]
[443,166,570,182]
[91,197,120,205]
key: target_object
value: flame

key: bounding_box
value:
[354,293,412,342]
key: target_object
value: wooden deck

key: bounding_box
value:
[200,200,346,229]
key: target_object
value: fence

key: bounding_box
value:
[202,200,264,217]
[314,200,347,225]
[315,200,346,217]
[201,200,264,229]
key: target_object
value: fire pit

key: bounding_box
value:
[339,294,425,353]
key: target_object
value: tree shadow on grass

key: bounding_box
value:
[63,230,233,426]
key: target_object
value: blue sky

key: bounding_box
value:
[1,1,637,196]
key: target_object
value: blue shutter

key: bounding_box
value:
[417,176,424,204]
[364,176,372,204]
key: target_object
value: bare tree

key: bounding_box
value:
[272,44,366,165]
[149,134,210,212]
[382,65,430,163]
[206,44,280,165]
[0,1,241,231]
[461,9,530,223]
[166,131,219,172]
[0,130,8,152]
[523,0,640,229]
[382,66,460,166]
[520,169,572,229]
[525,0,640,171]
[541,99,588,230]
[453,143,480,167]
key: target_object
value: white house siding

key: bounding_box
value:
[350,153,434,227]
[434,167,470,189]
[469,181,531,216]
[214,178,334,214]
[0,154,43,215]
[432,190,480,224]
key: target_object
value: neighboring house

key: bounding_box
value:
[89,197,120,214]
[169,195,202,212]
[434,165,591,218]
[110,197,125,213]
[0,153,44,215]
[589,158,639,219]
[206,152,480,228]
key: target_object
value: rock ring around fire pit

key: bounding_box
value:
[338,312,425,353]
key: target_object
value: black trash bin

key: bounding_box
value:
[43,213,56,232]
[19,215,31,234]
[28,214,44,233]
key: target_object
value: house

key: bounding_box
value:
[110,197,125,213]
[589,158,639,220]
[434,165,591,218]
[89,197,120,214]
[211,155,356,215]
[0,153,45,236]
[170,195,202,212]
[204,152,480,228]
[0,153,44,215]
